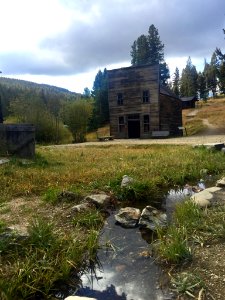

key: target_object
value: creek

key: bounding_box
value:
[64,179,212,299]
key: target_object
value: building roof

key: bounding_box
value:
[180,96,197,102]
[160,85,180,99]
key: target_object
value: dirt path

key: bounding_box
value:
[45,134,225,150]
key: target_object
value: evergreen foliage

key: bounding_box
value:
[130,24,170,85]
[197,72,208,100]
[180,57,198,98]
[204,52,218,97]
[172,67,180,97]
[90,68,109,129]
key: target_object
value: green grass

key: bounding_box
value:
[72,209,104,230]
[0,216,101,299]
[155,225,192,264]
[170,272,205,298]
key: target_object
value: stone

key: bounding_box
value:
[191,186,222,207]
[70,202,95,214]
[64,296,97,300]
[216,177,225,187]
[57,191,81,203]
[138,206,167,231]
[115,207,141,228]
[121,175,134,188]
[204,143,225,151]
[85,193,111,208]
[0,158,10,165]
[194,143,225,151]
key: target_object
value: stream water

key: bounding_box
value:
[75,212,167,300]
[64,179,212,300]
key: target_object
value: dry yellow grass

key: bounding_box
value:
[86,125,110,141]
[1,143,225,202]
[182,96,225,135]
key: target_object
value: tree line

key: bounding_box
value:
[0,78,93,144]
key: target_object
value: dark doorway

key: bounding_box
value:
[128,114,140,138]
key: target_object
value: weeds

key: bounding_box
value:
[170,272,205,298]
[155,225,192,264]
[42,187,61,204]
[173,200,203,232]
[0,214,101,299]
[72,209,104,230]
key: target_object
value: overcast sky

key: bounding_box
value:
[0,0,225,93]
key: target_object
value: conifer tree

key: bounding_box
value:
[197,72,208,100]
[91,68,109,129]
[172,67,180,97]
[130,24,170,85]
[180,57,198,98]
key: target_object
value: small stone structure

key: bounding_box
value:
[0,124,35,158]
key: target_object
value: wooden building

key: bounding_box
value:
[108,64,182,139]
[181,96,197,109]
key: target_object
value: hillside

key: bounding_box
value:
[0,77,80,95]
[182,96,225,136]
[0,76,81,118]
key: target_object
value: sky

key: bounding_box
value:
[0,0,225,93]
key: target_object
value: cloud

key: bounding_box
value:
[2,0,225,77]
[42,0,225,73]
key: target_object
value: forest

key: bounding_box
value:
[0,24,224,144]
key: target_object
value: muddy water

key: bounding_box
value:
[74,212,169,300]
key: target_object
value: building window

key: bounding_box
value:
[118,116,125,132]
[143,90,149,103]
[117,93,123,105]
[143,115,150,132]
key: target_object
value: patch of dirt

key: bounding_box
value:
[200,119,225,136]
[188,243,225,300]
[0,197,75,235]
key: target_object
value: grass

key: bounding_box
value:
[155,225,192,264]
[182,96,225,135]
[72,208,104,230]
[1,141,225,298]
[0,215,101,299]
[170,272,205,298]
[154,198,225,298]
[1,144,225,202]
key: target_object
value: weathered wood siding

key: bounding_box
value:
[159,94,183,136]
[108,64,160,138]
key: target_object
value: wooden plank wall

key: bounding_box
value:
[159,94,183,136]
[108,64,160,138]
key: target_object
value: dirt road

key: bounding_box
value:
[46,134,225,149]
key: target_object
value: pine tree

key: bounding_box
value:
[218,62,225,94]
[204,53,218,97]
[180,57,198,98]
[91,68,109,129]
[148,24,164,64]
[172,67,180,97]
[130,24,170,85]
[197,72,208,100]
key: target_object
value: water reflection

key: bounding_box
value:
[75,212,165,300]
[76,284,127,299]
[164,180,206,221]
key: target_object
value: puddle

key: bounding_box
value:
[74,212,168,300]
